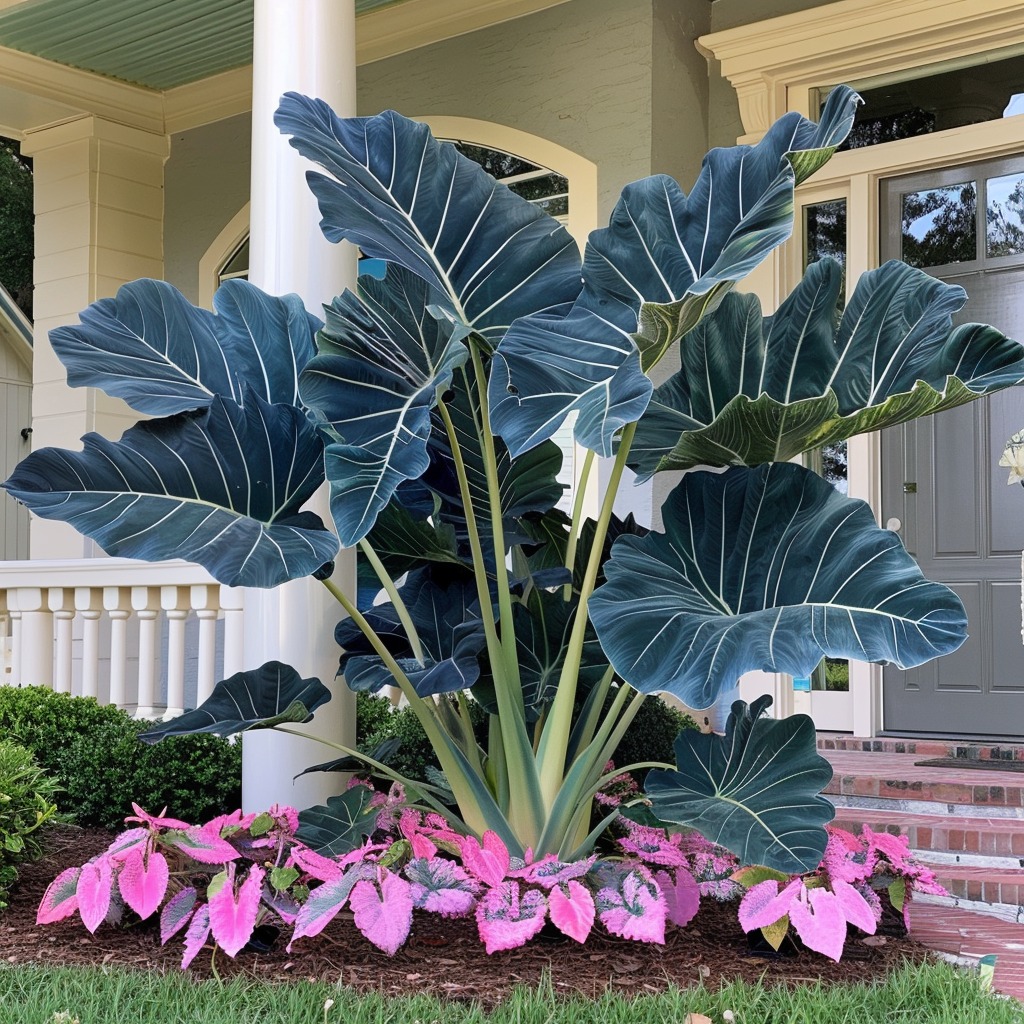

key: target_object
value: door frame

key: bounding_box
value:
[702,2,1024,736]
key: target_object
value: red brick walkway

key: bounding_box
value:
[911,902,1024,1001]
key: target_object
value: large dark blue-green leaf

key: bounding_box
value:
[490,87,861,458]
[276,95,581,341]
[337,569,486,697]
[296,786,378,856]
[3,394,336,588]
[50,278,319,416]
[645,696,834,873]
[140,662,331,742]
[589,463,966,709]
[301,267,471,545]
[631,259,1024,475]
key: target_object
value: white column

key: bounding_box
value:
[15,587,53,689]
[242,0,358,813]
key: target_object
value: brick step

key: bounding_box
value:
[830,808,1024,857]
[822,749,1024,810]
[818,732,1024,762]
[829,805,1024,908]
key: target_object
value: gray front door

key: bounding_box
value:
[881,157,1024,737]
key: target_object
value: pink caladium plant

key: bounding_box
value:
[36,796,945,967]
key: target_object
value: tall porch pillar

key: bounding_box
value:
[242,0,358,813]
[20,118,167,560]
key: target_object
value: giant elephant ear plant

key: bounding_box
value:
[7,86,1024,880]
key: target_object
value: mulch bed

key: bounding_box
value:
[0,824,933,1008]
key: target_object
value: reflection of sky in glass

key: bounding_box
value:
[987,172,1024,257]
[902,184,970,239]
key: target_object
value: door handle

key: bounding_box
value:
[886,517,902,533]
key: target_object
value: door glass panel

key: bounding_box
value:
[986,172,1024,258]
[804,198,847,298]
[901,181,977,268]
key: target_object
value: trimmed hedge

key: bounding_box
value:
[0,686,241,831]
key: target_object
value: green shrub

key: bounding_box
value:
[0,739,59,909]
[0,687,241,831]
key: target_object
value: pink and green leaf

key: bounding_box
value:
[208,864,264,958]
[165,826,241,865]
[349,872,413,956]
[405,856,478,916]
[289,870,361,948]
[181,904,211,969]
[475,881,547,954]
[596,869,667,944]
[36,866,81,925]
[460,831,510,887]
[160,886,198,945]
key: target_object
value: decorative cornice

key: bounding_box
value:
[163,65,251,135]
[699,0,1024,135]
[0,45,164,135]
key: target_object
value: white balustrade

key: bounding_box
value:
[0,558,247,718]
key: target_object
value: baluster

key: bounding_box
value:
[48,588,74,694]
[104,587,131,710]
[162,586,188,718]
[191,584,219,705]
[18,587,54,690]
[75,587,102,701]
[133,586,161,718]
[7,592,23,687]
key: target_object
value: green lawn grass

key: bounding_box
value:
[1,960,1020,1024]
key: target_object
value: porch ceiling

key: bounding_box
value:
[0,0,408,90]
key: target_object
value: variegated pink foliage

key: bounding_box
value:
[653,868,700,927]
[118,846,169,920]
[35,794,950,967]
[181,904,211,969]
[596,867,667,943]
[160,886,197,945]
[475,881,547,954]
[208,864,265,958]
[460,830,511,887]
[36,866,81,925]
[350,872,414,955]
[405,856,478,916]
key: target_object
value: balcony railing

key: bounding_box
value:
[0,558,246,717]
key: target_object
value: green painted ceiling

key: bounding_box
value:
[0,0,405,90]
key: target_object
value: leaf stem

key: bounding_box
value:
[537,422,637,807]
[357,538,425,663]
[562,448,595,600]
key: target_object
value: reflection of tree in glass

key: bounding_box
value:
[843,107,936,151]
[0,138,32,319]
[901,182,976,268]
[453,142,568,215]
[821,441,848,495]
[987,179,1024,257]
[805,201,847,309]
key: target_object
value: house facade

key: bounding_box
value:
[0,0,1021,805]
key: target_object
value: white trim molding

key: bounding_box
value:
[699,0,1024,140]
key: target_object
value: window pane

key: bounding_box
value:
[804,199,846,305]
[901,181,977,268]
[823,52,1024,150]
[986,172,1024,258]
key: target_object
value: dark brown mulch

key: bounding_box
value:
[0,824,933,1008]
